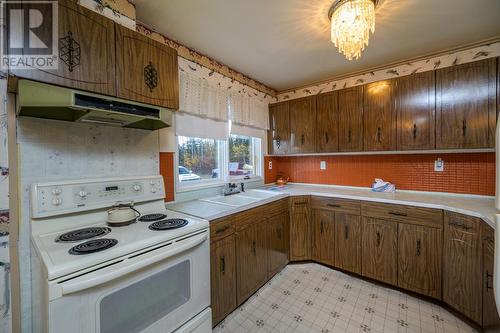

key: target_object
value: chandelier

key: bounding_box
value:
[328,0,377,60]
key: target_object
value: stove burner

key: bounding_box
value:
[56,227,112,243]
[68,238,118,255]
[149,218,188,231]
[138,213,167,222]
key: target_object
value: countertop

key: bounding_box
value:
[166,183,498,229]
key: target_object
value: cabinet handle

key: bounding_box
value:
[301,134,305,145]
[344,224,349,240]
[388,211,407,217]
[327,203,341,208]
[252,241,256,255]
[220,255,226,274]
[348,129,352,143]
[294,202,308,206]
[144,61,158,92]
[277,227,281,240]
[376,231,381,246]
[276,136,281,149]
[486,270,494,291]
[462,119,467,137]
[59,31,80,72]
[416,239,421,256]
[215,226,229,234]
[376,127,382,143]
[412,124,417,140]
[325,133,329,144]
[320,221,324,234]
[449,221,472,230]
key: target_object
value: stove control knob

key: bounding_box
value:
[78,190,87,198]
[51,187,62,195]
[133,184,142,192]
[151,186,157,193]
[52,197,62,206]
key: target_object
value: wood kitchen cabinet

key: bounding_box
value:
[396,72,436,150]
[267,211,289,278]
[115,24,179,109]
[443,212,482,323]
[335,213,362,274]
[268,101,290,155]
[362,217,398,285]
[363,80,397,151]
[482,225,499,330]
[289,96,316,153]
[290,196,311,261]
[316,92,339,152]
[338,86,364,152]
[311,209,335,266]
[398,223,442,299]
[210,234,237,326]
[436,58,496,149]
[10,0,116,95]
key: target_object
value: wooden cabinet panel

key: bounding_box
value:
[335,213,362,274]
[482,225,499,330]
[363,80,397,151]
[115,24,179,108]
[211,235,237,326]
[290,196,311,261]
[362,217,398,285]
[267,212,289,278]
[311,196,361,215]
[338,86,364,152]
[11,0,116,95]
[443,212,482,323]
[361,202,443,228]
[268,102,290,155]
[396,72,436,150]
[290,96,316,153]
[236,221,268,304]
[210,216,234,242]
[436,59,496,149]
[311,209,335,266]
[316,92,339,152]
[398,223,442,299]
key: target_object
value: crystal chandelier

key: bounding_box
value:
[328,0,377,60]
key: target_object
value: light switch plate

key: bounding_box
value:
[268,161,272,170]
[320,161,327,170]
[434,158,444,172]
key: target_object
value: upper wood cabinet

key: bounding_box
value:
[268,101,290,155]
[311,209,335,266]
[338,86,364,152]
[10,0,116,95]
[115,24,179,109]
[396,72,436,150]
[289,96,317,153]
[436,59,496,149]
[364,80,397,151]
[290,196,311,260]
[316,92,339,152]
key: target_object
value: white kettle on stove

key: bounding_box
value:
[107,202,140,227]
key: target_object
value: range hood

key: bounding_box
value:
[16,80,172,130]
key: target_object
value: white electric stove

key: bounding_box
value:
[30,175,211,333]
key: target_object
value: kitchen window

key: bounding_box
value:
[228,134,262,180]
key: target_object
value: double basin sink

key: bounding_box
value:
[200,189,281,207]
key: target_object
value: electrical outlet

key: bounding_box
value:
[434,158,444,172]
[268,161,272,170]
[320,161,327,170]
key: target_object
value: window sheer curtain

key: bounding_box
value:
[229,92,269,139]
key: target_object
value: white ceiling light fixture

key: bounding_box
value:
[328,0,378,61]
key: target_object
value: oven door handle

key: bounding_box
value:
[60,232,207,295]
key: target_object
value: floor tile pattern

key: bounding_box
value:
[213,263,476,333]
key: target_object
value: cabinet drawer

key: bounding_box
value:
[311,196,360,215]
[210,217,235,242]
[236,199,288,230]
[361,202,442,228]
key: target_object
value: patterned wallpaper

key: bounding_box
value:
[277,42,500,101]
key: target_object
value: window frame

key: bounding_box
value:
[228,135,263,182]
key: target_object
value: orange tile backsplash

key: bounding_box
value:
[159,152,175,202]
[264,153,495,196]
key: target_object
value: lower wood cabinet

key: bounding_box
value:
[443,212,482,324]
[361,217,398,286]
[311,209,335,266]
[290,196,311,260]
[267,212,289,278]
[210,234,237,325]
[335,213,362,274]
[482,224,500,330]
[397,223,442,299]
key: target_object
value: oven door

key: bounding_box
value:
[48,230,210,333]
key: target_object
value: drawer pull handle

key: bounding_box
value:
[301,134,305,145]
[325,133,329,144]
[486,270,494,291]
[215,226,230,234]
[220,255,225,274]
[449,221,472,230]
[277,227,281,239]
[327,203,341,208]
[252,241,256,255]
[412,123,417,140]
[416,239,421,256]
[348,129,352,143]
[388,211,407,217]
[344,224,349,240]
[376,231,381,246]
[294,202,308,206]
[320,221,324,234]
[462,119,467,137]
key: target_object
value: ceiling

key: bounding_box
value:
[135,0,500,91]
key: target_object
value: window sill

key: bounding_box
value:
[176,180,226,193]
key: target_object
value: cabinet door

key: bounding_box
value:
[482,226,499,329]
[267,212,289,277]
[115,24,179,108]
[362,217,398,285]
[290,96,316,153]
[236,222,268,304]
[335,213,362,274]
[311,209,335,266]
[436,59,496,149]
[364,80,396,151]
[338,86,364,152]
[10,0,116,95]
[210,235,237,326]
[443,212,482,324]
[268,102,290,155]
[396,72,436,150]
[290,197,311,261]
[398,223,442,299]
[316,92,339,152]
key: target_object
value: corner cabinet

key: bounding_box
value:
[115,24,179,108]
[268,101,290,155]
[289,96,317,153]
[10,0,116,95]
